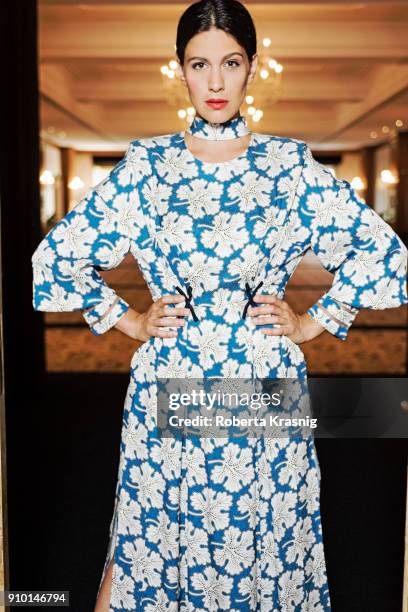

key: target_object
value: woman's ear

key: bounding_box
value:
[176,62,186,83]
[247,54,258,85]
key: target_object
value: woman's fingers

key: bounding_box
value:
[252,294,283,305]
[161,306,191,318]
[254,315,288,326]
[148,326,179,338]
[248,295,298,334]
[248,303,287,321]
[154,316,186,327]
[146,293,190,338]
[260,325,292,336]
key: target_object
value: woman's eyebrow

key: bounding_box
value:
[187,52,244,62]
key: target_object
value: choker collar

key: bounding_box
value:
[186,113,251,141]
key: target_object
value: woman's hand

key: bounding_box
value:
[114,294,191,342]
[247,294,325,344]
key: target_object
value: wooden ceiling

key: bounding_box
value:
[38,0,408,151]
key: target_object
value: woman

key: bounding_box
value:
[31,0,408,610]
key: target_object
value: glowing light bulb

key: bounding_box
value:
[68,176,85,191]
[380,169,398,184]
[351,176,365,190]
[40,170,55,185]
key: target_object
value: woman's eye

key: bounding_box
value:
[191,60,240,70]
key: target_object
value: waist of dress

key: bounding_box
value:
[172,295,284,307]
[169,282,284,322]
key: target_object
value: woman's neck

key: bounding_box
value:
[186,112,251,141]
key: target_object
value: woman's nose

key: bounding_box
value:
[208,71,224,92]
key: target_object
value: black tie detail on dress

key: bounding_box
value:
[242,280,264,319]
[175,283,199,321]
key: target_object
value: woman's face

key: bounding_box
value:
[177,27,257,123]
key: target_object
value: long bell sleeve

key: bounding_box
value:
[32,150,141,336]
[298,145,408,341]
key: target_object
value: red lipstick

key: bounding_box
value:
[205,99,228,110]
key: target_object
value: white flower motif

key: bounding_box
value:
[254,140,300,176]
[199,211,248,257]
[128,463,165,509]
[237,572,258,609]
[110,564,136,610]
[278,569,305,611]
[142,174,173,216]
[176,179,223,218]
[227,244,263,282]
[156,147,198,184]
[117,489,142,537]
[187,319,232,370]
[35,283,83,312]
[261,532,283,578]
[214,526,254,575]
[144,588,178,612]
[53,214,97,258]
[342,250,385,287]
[305,542,328,589]
[210,444,254,492]
[145,509,179,559]
[227,171,273,211]
[118,143,152,185]
[178,251,224,296]
[313,230,352,269]
[299,467,320,514]
[278,441,308,489]
[155,212,196,255]
[190,566,233,610]
[190,487,232,532]
[285,516,315,564]
[184,520,211,566]
[149,439,182,480]
[123,413,148,460]
[271,492,297,540]
[95,177,117,202]
[204,156,250,181]
[123,538,163,588]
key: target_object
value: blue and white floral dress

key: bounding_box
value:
[32,113,408,611]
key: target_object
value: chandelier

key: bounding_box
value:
[160,37,283,125]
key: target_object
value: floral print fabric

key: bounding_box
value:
[31,114,408,611]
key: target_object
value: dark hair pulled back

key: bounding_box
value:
[176,0,257,65]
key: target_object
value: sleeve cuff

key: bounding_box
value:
[306,294,359,341]
[82,294,130,336]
